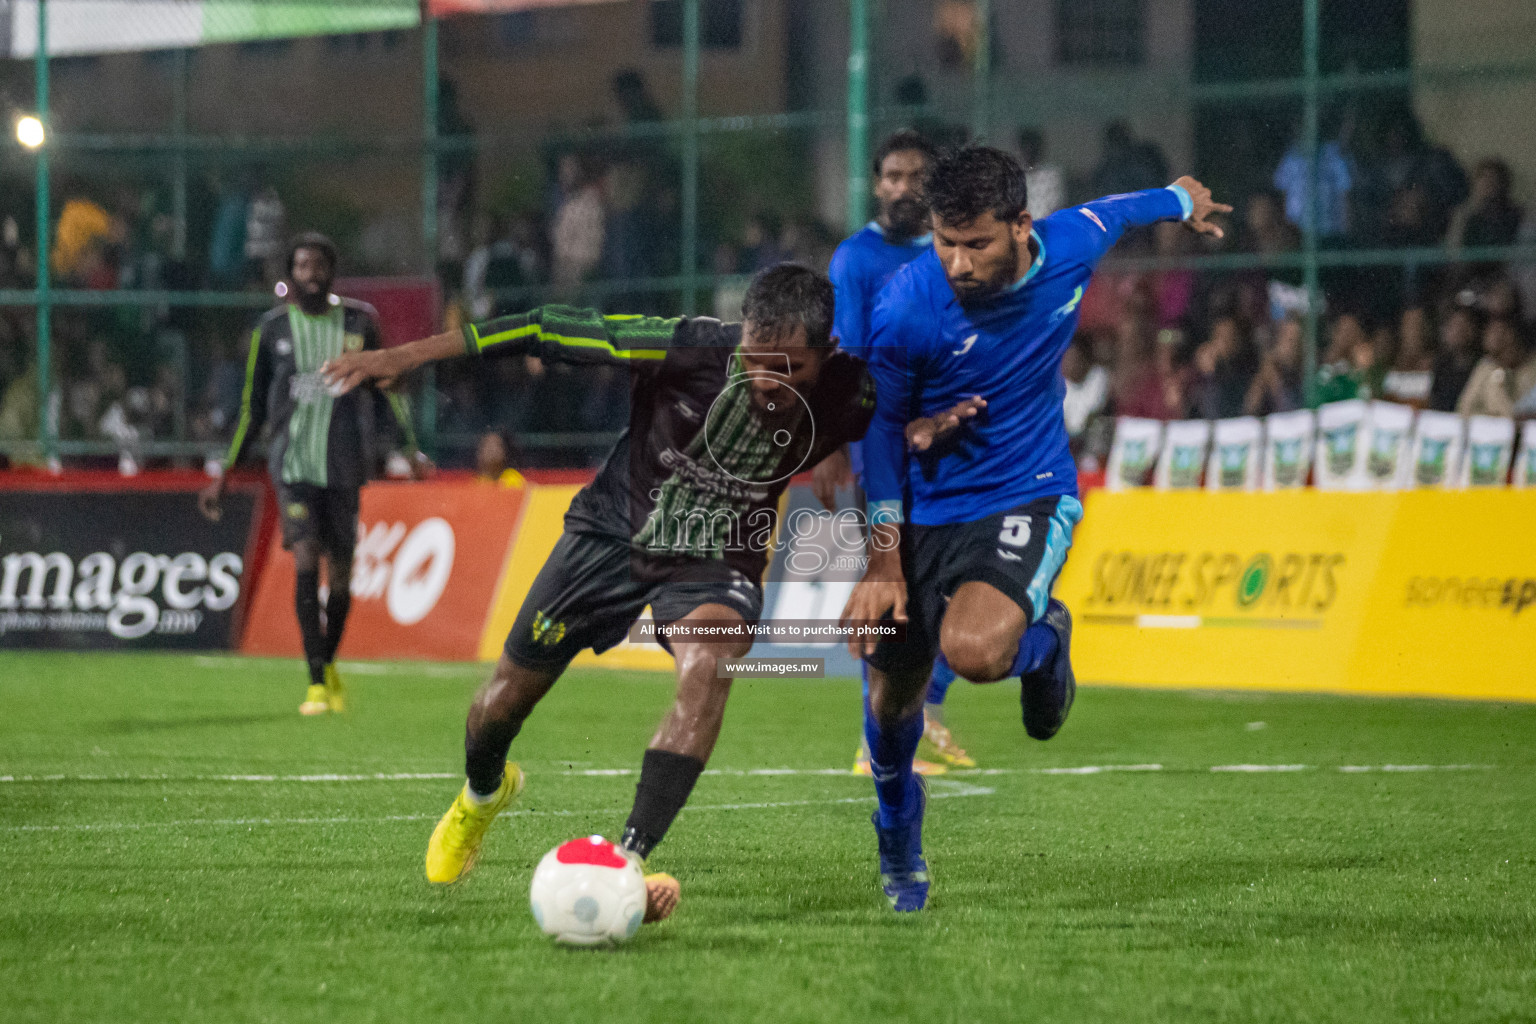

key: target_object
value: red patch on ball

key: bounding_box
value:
[554,836,628,869]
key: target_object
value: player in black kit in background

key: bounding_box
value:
[324,264,874,925]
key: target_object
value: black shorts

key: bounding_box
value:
[277,483,360,556]
[505,531,765,670]
[868,495,1084,676]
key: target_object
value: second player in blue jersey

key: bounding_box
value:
[844,146,1231,913]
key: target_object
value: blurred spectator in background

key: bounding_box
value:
[1245,314,1306,416]
[475,430,524,485]
[0,345,35,442]
[1361,109,1468,246]
[1018,128,1064,221]
[740,212,789,273]
[550,151,606,297]
[207,171,250,288]
[1091,120,1169,199]
[52,197,116,287]
[1063,339,1108,442]
[1241,189,1302,256]
[1381,305,1435,406]
[244,181,287,287]
[1110,318,1182,420]
[1428,303,1483,412]
[1457,316,1536,417]
[1315,312,1383,403]
[1450,159,1523,251]
[464,213,538,322]
[1272,116,1353,239]
[1150,220,1196,329]
[1187,315,1258,420]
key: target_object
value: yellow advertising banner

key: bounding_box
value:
[1055,490,1536,701]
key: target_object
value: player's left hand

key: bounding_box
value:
[1173,175,1233,240]
[906,395,987,452]
[323,348,406,396]
[408,451,435,481]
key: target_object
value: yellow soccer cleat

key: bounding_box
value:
[424,766,524,884]
[918,712,976,769]
[323,663,347,713]
[299,684,329,716]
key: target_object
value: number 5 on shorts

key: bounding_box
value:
[998,515,1031,548]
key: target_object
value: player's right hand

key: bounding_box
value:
[811,446,854,511]
[841,576,907,659]
[197,479,225,522]
[1172,175,1233,239]
[906,395,987,453]
[323,349,403,396]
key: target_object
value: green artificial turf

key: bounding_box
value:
[2,652,1533,1024]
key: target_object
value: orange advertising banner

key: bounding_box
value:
[242,480,526,661]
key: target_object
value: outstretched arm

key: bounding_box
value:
[1073,175,1231,261]
[324,305,682,395]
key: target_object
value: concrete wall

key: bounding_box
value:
[803,0,1196,228]
[1413,0,1536,204]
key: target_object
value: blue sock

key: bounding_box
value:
[1009,620,1059,677]
[924,653,957,706]
[864,696,924,829]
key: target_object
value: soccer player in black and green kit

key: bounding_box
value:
[322,264,877,925]
[200,232,427,715]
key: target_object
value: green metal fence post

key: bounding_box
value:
[34,0,52,464]
[171,47,189,260]
[421,15,439,456]
[681,0,700,316]
[846,0,869,234]
[970,0,991,142]
[1301,0,1321,407]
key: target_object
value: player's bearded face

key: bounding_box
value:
[739,323,825,425]
[875,150,930,239]
[933,211,1033,305]
[290,247,334,303]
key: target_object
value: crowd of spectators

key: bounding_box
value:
[1,89,1532,475]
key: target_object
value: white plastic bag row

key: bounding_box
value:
[1106,403,1536,492]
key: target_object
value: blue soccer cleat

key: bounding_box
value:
[872,776,930,912]
[1021,599,1076,741]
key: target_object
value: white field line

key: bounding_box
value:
[0,781,994,835]
[1210,764,1311,773]
[0,763,1499,784]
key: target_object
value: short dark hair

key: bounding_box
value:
[923,145,1029,226]
[287,231,338,276]
[741,263,835,350]
[873,129,937,177]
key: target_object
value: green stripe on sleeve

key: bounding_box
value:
[466,306,677,361]
[222,327,263,471]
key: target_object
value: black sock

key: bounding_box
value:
[465,717,522,798]
[294,570,326,686]
[620,749,706,860]
[323,586,352,664]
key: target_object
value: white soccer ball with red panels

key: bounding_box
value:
[529,835,647,946]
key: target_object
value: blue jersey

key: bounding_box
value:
[864,186,1191,527]
[829,223,931,359]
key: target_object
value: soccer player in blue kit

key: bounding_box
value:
[820,130,974,774]
[842,145,1230,911]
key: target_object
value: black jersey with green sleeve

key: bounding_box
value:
[463,305,875,579]
[224,297,418,491]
